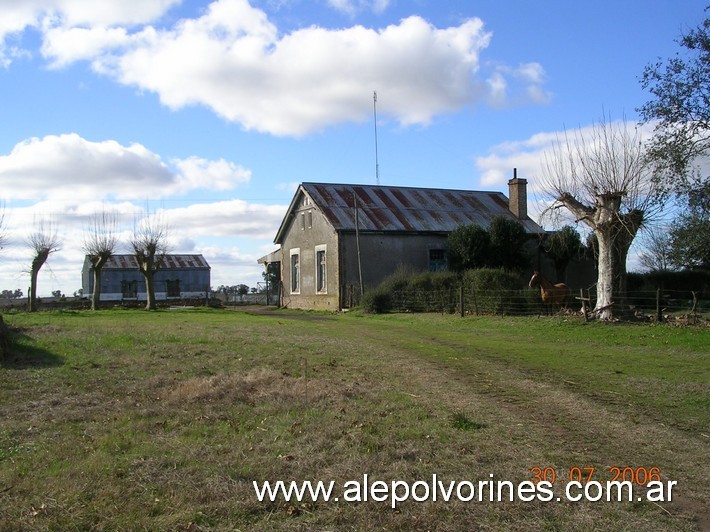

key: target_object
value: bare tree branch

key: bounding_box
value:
[0,204,7,252]
[82,210,120,310]
[26,219,61,312]
[129,213,170,311]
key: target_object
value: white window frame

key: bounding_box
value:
[315,244,327,294]
[290,248,301,294]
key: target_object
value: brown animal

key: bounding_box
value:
[529,271,570,309]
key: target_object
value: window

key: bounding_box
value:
[300,212,305,230]
[121,280,137,299]
[308,210,313,229]
[290,249,300,293]
[167,279,181,298]
[315,245,327,293]
[429,249,447,271]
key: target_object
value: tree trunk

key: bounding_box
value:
[90,255,110,311]
[29,249,50,313]
[91,267,102,311]
[144,271,156,311]
[29,267,40,312]
[595,230,615,320]
[611,213,642,318]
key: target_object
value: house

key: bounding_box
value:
[82,254,211,302]
[260,174,546,310]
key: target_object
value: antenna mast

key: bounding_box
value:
[373,91,380,185]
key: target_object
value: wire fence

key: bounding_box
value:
[384,287,708,320]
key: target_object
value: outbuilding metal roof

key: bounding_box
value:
[102,254,210,270]
[275,183,543,243]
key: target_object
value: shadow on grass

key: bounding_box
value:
[1,334,64,369]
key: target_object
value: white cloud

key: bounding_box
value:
[275,181,299,193]
[0,134,250,202]
[327,0,391,16]
[0,0,179,66]
[486,62,550,108]
[327,0,357,17]
[486,71,507,106]
[41,25,131,68]
[0,0,178,31]
[161,199,286,240]
[475,130,560,189]
[4,0,551,135]
[37,0,500,136]
[0,134,172,201]
[173,156,252,192]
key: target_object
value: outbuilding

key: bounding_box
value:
[82,254,211,302]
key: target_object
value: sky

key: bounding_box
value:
[0,0,706,297]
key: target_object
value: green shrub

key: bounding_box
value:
[362,287,393,314]
[363,270,459,313]
[447,224,491,272]
[463,268,524,314]
[364,268,534,315]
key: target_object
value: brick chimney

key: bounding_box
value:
[507,168,528,220]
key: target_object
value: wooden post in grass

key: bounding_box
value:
[580,288,588,322]
[0,315,10,361]
[460,285,465,317]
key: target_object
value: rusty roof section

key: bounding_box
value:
[102,254,210,270]
[275,183,544,243]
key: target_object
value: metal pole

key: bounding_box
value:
[373,91,380,185]
[354,192,364,299]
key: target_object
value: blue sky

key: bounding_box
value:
[0,0,705,296]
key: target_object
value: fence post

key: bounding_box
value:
[580,288,588,322]
[459,285,465,317]
[656,288,663,323]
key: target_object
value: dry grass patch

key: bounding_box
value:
[164,367,368,409]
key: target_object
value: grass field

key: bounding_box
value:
[0,308,708,531]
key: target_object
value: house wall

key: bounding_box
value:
[280,197,340,310]
[339,232,450,304]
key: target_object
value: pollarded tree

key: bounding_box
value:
[540,119,663,320]
[83,210,119,311]
[129,214,169,311]
[27,220,61,312]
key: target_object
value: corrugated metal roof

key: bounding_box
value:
[276,183,544,240]
[102,254,210,270]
